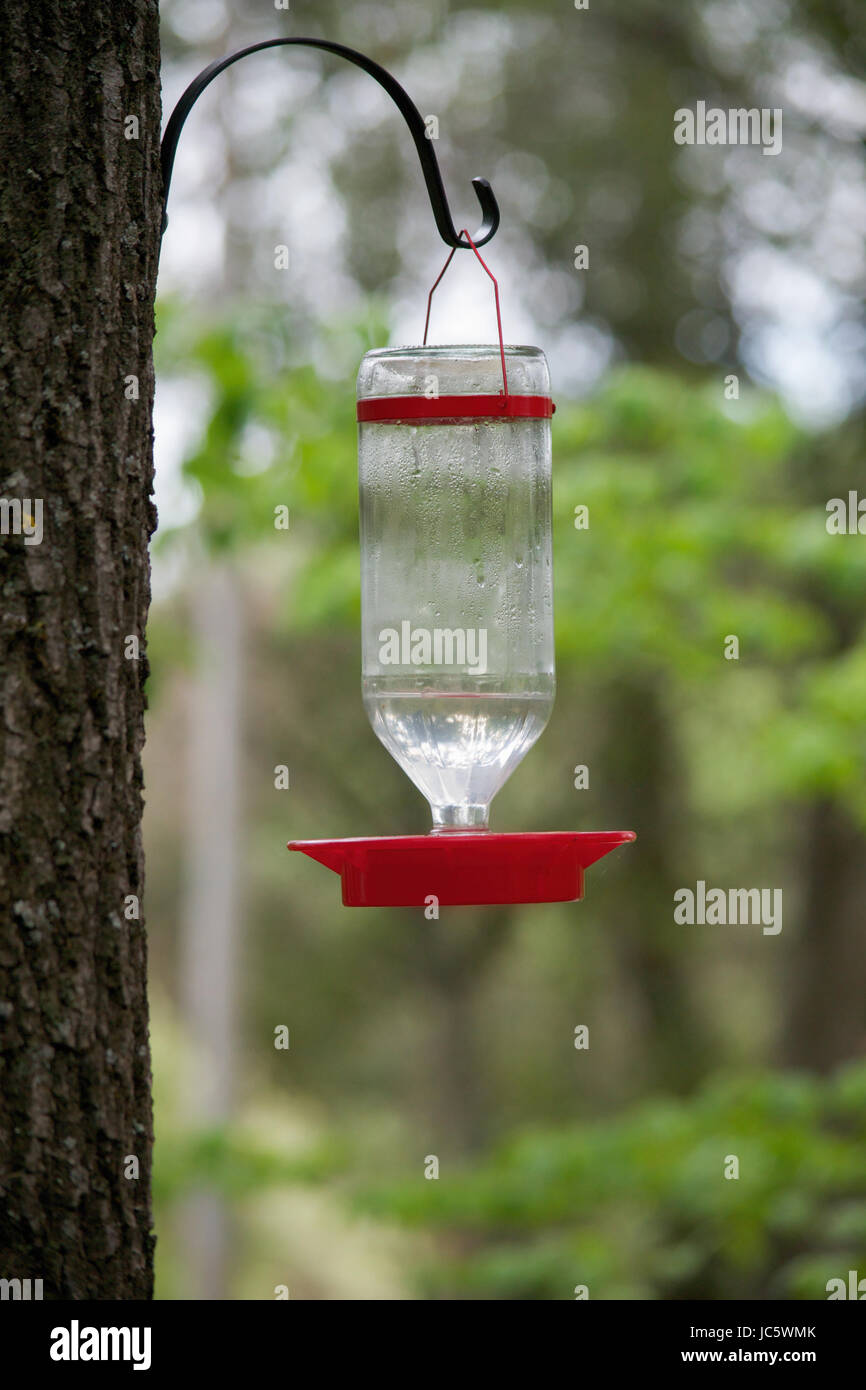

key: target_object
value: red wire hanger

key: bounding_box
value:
[356,231,554,424]
[423,228,510,401]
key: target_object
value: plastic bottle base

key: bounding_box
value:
[288,830,636,907]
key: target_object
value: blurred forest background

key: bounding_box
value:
[149,0,866,1298]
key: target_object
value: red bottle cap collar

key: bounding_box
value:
[357,394,554,424]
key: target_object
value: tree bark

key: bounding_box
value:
[0,2,161,1298]
[782,798,866,1071]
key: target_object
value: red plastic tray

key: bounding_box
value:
[288,831,635,907]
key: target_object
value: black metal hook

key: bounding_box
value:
[160,37,500,250]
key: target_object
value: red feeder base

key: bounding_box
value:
[288,831,636,907]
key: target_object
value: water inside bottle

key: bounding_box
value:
[364,683,554,829]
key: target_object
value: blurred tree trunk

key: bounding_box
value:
[602,678,713,1091]
[180,563,242,1299]
[783,798,866,1070]
[783,571,866,1071]
[0,2,161,1297]
[416,912,513,1155]
[173,81,250,1300]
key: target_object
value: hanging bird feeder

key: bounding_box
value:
[161,36,635,908]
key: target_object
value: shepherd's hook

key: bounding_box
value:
[160,38,500,250]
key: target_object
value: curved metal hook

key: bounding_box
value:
[160,37,500,250]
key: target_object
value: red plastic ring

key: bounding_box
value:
[357,394,554,424]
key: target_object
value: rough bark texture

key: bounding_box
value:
[0,2,161,1298]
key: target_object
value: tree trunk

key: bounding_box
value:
[180,562,243,1300]
[0,2,161,1298]
[601,677,714,1091]
[782,798,866,1071]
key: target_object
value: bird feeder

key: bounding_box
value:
[160,36,634,908]
[291,236,634,905]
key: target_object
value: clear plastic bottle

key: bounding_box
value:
[358,344,555,832]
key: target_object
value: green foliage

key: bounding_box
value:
[356,1062,866,1300]
[154,297,385,575]
[150,301,866,1299]
[152,0,866,1301]
[155,304,866,827]
[153,1123,344,1203]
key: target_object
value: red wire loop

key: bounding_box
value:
[422,228,509,400]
